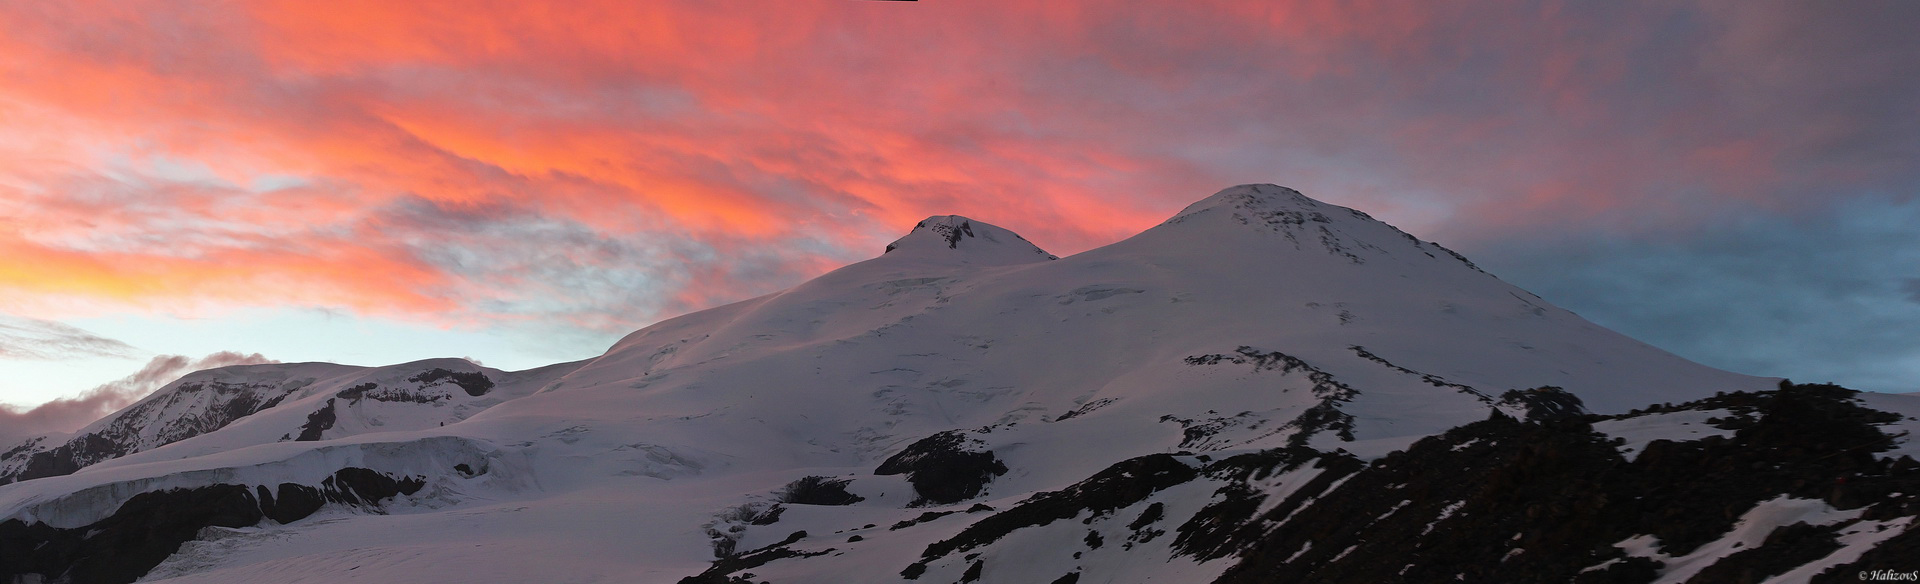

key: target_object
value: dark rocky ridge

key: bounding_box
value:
[920,453,1202,562]
[1182,347,1359,447]
[676,530,823,584]
[682,381,1920,583]
[874,430,1009,506]
[292,397,338,441]
[0,467,426,584]
[408,368,495,397]
[1350,344,1497,403]
[1191,382,1916,583]
[777,476,864,506]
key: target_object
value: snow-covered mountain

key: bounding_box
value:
[2,184,1915,584]
[0,359,585,487]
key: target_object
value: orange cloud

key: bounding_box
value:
[1,1,1912,332]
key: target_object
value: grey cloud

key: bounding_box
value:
[1003,1,1920,242]
[363,197,847,361]
[0,316,139,361]
[0,351,278,444]
[1698,1,1920,176]
[1473,196,1920,394]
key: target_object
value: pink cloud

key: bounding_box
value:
[0,351,278,444]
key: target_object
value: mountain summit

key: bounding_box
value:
[1158,183,1482,271]
[2,185,1914,584]
[882,214,1057,265]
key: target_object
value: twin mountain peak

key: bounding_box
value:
[6,183,1860,584]
[881,183,1479,273]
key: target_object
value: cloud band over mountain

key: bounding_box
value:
[0,351,278,444]
[1,1,1916,391]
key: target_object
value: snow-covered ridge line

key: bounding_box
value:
[0,357,587,491]
[11,183,1894,584]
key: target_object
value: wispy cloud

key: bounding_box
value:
[0,351,278,444]
[0,316,137,360]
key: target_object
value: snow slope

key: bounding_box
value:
[2,184,1911,584]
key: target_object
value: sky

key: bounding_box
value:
[2,1,1917,430]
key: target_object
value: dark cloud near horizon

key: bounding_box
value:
[0,316,139,361]
[1473,196,1920,394]
[0,351,278,445]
